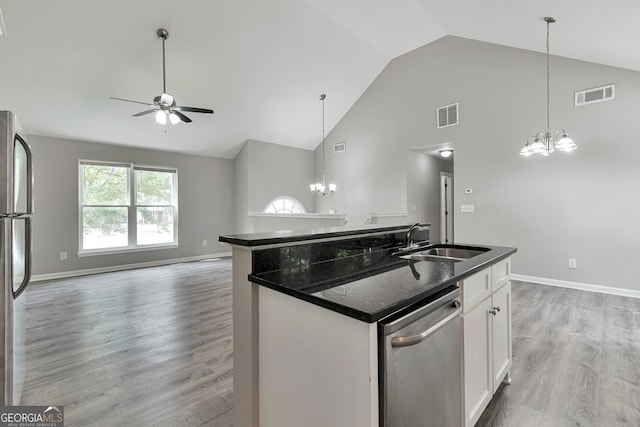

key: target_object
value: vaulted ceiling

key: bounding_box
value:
[0,0,637,158]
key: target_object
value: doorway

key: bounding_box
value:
[440,172,453,243]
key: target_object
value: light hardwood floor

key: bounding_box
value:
[477,280,640,427]
[22,261,640,426]
[22,258,233,427]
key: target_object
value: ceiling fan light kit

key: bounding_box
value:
[110,28,214,125]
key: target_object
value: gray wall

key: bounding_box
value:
[234,141,250,233]
[234,139,315,233]
[315,36,640,292]
[407,151,453,241]
[29,135,235,276]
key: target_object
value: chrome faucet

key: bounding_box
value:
[405,223,422,248]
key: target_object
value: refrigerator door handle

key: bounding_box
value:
[16,135,34,215]
[12,217,31,299]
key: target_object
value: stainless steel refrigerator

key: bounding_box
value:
[0,111,33,405]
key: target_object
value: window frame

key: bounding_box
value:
[78,160,179,256]
[262,196,307,214]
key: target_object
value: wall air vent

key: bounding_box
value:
[333,142,346,154]
[437,103,459,128]
[575,84,615,107]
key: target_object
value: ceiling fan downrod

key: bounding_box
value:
[157,28,169,95]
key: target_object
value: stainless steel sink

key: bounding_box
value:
[398,244,489,262]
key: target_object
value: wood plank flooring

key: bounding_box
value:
[477,280,640,427]
[22,262,640,426]
[22,258,233,427]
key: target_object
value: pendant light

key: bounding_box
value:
[309,94,336,195]
[520,17,578,157]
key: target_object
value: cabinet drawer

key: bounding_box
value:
[461,269,491,314]
[491,258,511,293]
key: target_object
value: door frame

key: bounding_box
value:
[440,172,453,243]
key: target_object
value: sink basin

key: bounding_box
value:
[398,244,490,262]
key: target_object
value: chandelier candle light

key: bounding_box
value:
[310,94,337,195]
[520,17,579,157]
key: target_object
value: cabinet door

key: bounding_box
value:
[491,282,512,392]
[463,297,493,427]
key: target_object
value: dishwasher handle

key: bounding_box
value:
[391,301,461,348]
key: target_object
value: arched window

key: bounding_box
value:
[263,197,307,214]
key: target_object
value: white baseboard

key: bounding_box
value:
[511,274,640,299]
[31,252,232,282]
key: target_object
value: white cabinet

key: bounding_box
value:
[461,258,512,427]
[462,295,492,425]
[491,282,512,392]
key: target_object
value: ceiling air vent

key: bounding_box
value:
[575,84,615,107]
[437,103,459,128]
[333,142,346,154]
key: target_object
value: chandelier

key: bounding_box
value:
[520,17,578,157]
[309,94,336,195]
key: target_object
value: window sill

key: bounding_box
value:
[247,212,346,220]
[78,243,179,257]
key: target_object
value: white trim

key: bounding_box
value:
[31,252,232,282]
[369,212,408,218]
[248,212,346,220]
[78,243,179,257]
[78,160,179,253]
[511,274,640,299]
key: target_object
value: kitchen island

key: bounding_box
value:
[219,225,516,427]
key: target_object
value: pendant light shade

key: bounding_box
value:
[155,110,167,125]
[520,17,578,157]
[310,94,336,196]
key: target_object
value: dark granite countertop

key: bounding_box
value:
[249,243,517,323]
[218,223,425,247]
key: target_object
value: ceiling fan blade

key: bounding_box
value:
[133,108,160,117]
[110,97,155,106]
[171,110,192,123]
[174,106,214,114]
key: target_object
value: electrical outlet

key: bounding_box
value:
[202,240,208,247]
[568,258,577,269]
[460,204,475,213]
[60,251,67,261]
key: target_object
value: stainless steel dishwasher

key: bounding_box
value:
[379,286,462,427]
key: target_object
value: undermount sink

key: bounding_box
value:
[398,244,490,262]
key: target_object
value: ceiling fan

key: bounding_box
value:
[110,28,214,125]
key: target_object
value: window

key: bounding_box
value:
[79,161,178,254]
[263,197,306,214]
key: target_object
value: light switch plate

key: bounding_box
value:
[460,204,475,213]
